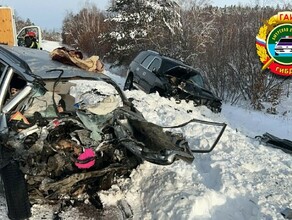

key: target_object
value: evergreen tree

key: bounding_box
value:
[103,0,182,64]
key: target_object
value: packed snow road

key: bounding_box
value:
[0,70,291,220]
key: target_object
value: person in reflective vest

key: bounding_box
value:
[24,31,38,49]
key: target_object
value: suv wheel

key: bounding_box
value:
[124,74,133,91]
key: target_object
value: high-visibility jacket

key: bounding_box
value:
[24,36,38,49]
[30,40,38,49]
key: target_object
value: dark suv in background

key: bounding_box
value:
[124,50,222,113]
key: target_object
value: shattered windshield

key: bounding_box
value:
[69,80,122,113]
[160,59,180,74]
[188,74,205,88]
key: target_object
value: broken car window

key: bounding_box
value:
[3,72,27,107]
[189,74,205,88]
[10,74,27,96]
[160,59,180,74]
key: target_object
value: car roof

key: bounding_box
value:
[162,56,187,66]
[0,45,108,81]
[141,50,193,68]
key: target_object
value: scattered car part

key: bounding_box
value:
[256,132,292,154]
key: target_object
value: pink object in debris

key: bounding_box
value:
[75,148,95,169]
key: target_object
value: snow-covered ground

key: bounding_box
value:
[99,88,292,220]
[0,61,291,219]
[221,103,292,140]
[41,40,63,52]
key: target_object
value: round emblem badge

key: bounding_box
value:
[256,11,292,76]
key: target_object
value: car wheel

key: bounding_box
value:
[1,160,31,219]
[124,74,133,91]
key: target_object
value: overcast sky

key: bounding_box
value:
[0,0,255,30]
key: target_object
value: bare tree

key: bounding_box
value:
[179,0,217,65]
[14,12,35,32]
[62,3,108,56]
[61,1,288,110]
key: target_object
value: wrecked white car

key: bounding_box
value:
[0,45,226,219]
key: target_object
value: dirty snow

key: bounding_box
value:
[0,67,291,219]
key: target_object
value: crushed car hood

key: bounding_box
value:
[164,66,221,101]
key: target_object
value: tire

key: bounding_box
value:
[123,74,133,91]
[1,160,31,220]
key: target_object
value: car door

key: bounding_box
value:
[144,57,162,92]
[136,54,155,92]
[138,55,163,93]
[0,60,32,220]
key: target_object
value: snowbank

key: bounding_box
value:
[97,90,291,220]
